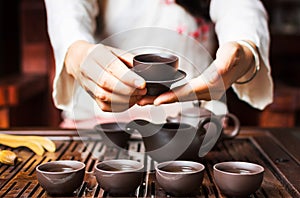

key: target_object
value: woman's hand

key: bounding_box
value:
[65,40,147,112]
[138,40,257,106]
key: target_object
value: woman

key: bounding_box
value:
[44,0,273,128]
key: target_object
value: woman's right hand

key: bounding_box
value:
[65,40,147,112]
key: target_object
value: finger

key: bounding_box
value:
[155,77,206,105]
[153,76,216,105]
[95,96,143,112]
[153,88,212,105]
[80,50,146,96]
[152,84,195,105]
[107,46,134,68]
[105,56,146,89]
[81,69,147,96]
[82,75,144,105]
[87,45,145,89]
[95,101,130,112]
[137,96,157,106]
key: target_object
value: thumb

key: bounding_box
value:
[106,46,134,68]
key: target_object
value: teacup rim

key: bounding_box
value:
[95,159,144,173]
[213,161,264,176]
[133,53,178,65]
[156,160,205,175]
[36,160,86,174]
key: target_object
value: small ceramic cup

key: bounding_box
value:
[94,122,131,148]
[213,161,264,197]
[94,159,144,196]
[36,160,86,196]
[133,53,179,81]
[155,160,205,196]
[133,53,185,96]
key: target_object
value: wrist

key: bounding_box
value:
[235,40,260,84]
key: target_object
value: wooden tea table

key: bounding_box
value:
[0,127,299,197]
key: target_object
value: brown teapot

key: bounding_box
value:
[126,118,222,162]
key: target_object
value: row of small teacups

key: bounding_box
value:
[36,159,264,197]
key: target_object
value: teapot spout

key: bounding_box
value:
[126,119,162,137]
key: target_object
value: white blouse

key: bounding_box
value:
[44,0,273,125]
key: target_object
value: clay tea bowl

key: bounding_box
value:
[94,159,144,196]
[132,53,186,96]
[213,161,264,197]
[155,160,205,196]
[94,122,132,148]
[36,160,86,196]
[133,53,179,80]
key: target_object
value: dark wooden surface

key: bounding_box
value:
[0,128,299,197]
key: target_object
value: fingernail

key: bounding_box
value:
[134,79,145,88]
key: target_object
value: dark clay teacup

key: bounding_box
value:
[94,159,144,196]
[132,53,186,96]
[156,160,205,196]
[94,122,131,148]
[36,160,86,196]
[133,53,178,81]
[213,161,264,197]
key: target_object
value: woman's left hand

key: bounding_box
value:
[137,40,258,106]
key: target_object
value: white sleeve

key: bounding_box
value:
[210,0,273,110]
[44,0,99,111]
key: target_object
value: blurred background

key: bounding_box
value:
[0,0,299,128]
